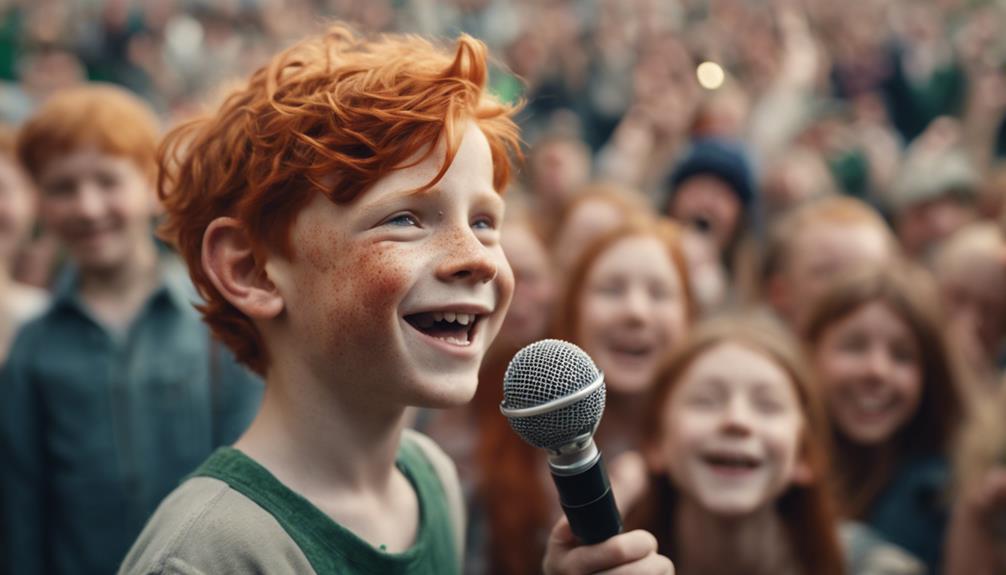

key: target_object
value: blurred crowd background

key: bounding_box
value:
[3,0,1006,574]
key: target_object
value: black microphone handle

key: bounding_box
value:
[550,453,623,544]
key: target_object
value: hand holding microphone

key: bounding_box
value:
[500,339,674,574]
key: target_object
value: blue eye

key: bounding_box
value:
[472,216,496,230]
[386,213,419,227]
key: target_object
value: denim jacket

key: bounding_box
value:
[0,258,263,575]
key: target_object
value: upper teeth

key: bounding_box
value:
[432,311,474,325]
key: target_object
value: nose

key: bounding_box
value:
[720,396,754,437]
[864,345,893,381]
[436,226,498,284]
[622,286,650,321]
[69,182,105,220]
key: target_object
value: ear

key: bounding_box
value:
[202,217,284,320]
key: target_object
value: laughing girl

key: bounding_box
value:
[625,315,844,575]
[804,264,964,572]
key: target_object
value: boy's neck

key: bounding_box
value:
[236,362,409,495]
[78,240,160,332]
[236,364,420,551]
[673,495,799,575]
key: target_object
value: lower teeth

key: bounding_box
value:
[439,336,470,346]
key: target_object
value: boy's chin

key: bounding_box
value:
[411,376,479,409]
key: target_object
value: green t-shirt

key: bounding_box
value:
[118,431,460,575]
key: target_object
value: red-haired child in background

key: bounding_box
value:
[1,84,262,575]
[625,315,845,574]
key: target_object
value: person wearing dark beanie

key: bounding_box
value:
[664,137,755,258]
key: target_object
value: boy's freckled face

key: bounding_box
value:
[37,148,156,272]
[272,122,514,408]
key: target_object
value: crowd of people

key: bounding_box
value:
[1,0,1006,573]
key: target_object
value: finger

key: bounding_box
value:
[547,516,577,548]
[562,530,659,574]
[596,554,675,575]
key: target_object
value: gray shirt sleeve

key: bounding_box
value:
[119,477,315,575]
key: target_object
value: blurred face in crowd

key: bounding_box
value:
[529,139,590,211]
[777,222,891,328]
[497,222,554,349]
[37,149,157,274]
[655,342,806,516]
[896,196,976,259]
[577,235,688,395]
[813,301,923,445]
[669,175,741,255]
[937,252,1006,363]
[760,151,834,221]
[0,154,36,265]
[552,198,628,276]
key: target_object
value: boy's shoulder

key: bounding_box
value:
[118,475,314,575]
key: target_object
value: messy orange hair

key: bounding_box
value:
[17,83,161,184]
[158,24,521,374]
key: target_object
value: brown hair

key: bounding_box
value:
[17,83,161,183]
[157,24,521,374]
[626,314,844,575]
[803,264,964,518]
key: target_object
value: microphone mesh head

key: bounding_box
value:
[501,339,605,450]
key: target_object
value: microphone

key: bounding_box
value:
[499,339,622,544]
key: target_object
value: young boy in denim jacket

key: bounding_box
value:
[0,84,262,575]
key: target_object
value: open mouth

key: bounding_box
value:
[851,394,895,414]
[404,311,481,347]
[608,340,654,358]
[702,452,762,473]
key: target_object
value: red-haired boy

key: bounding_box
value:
[0,84,263,575]
[119,26,672,574]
